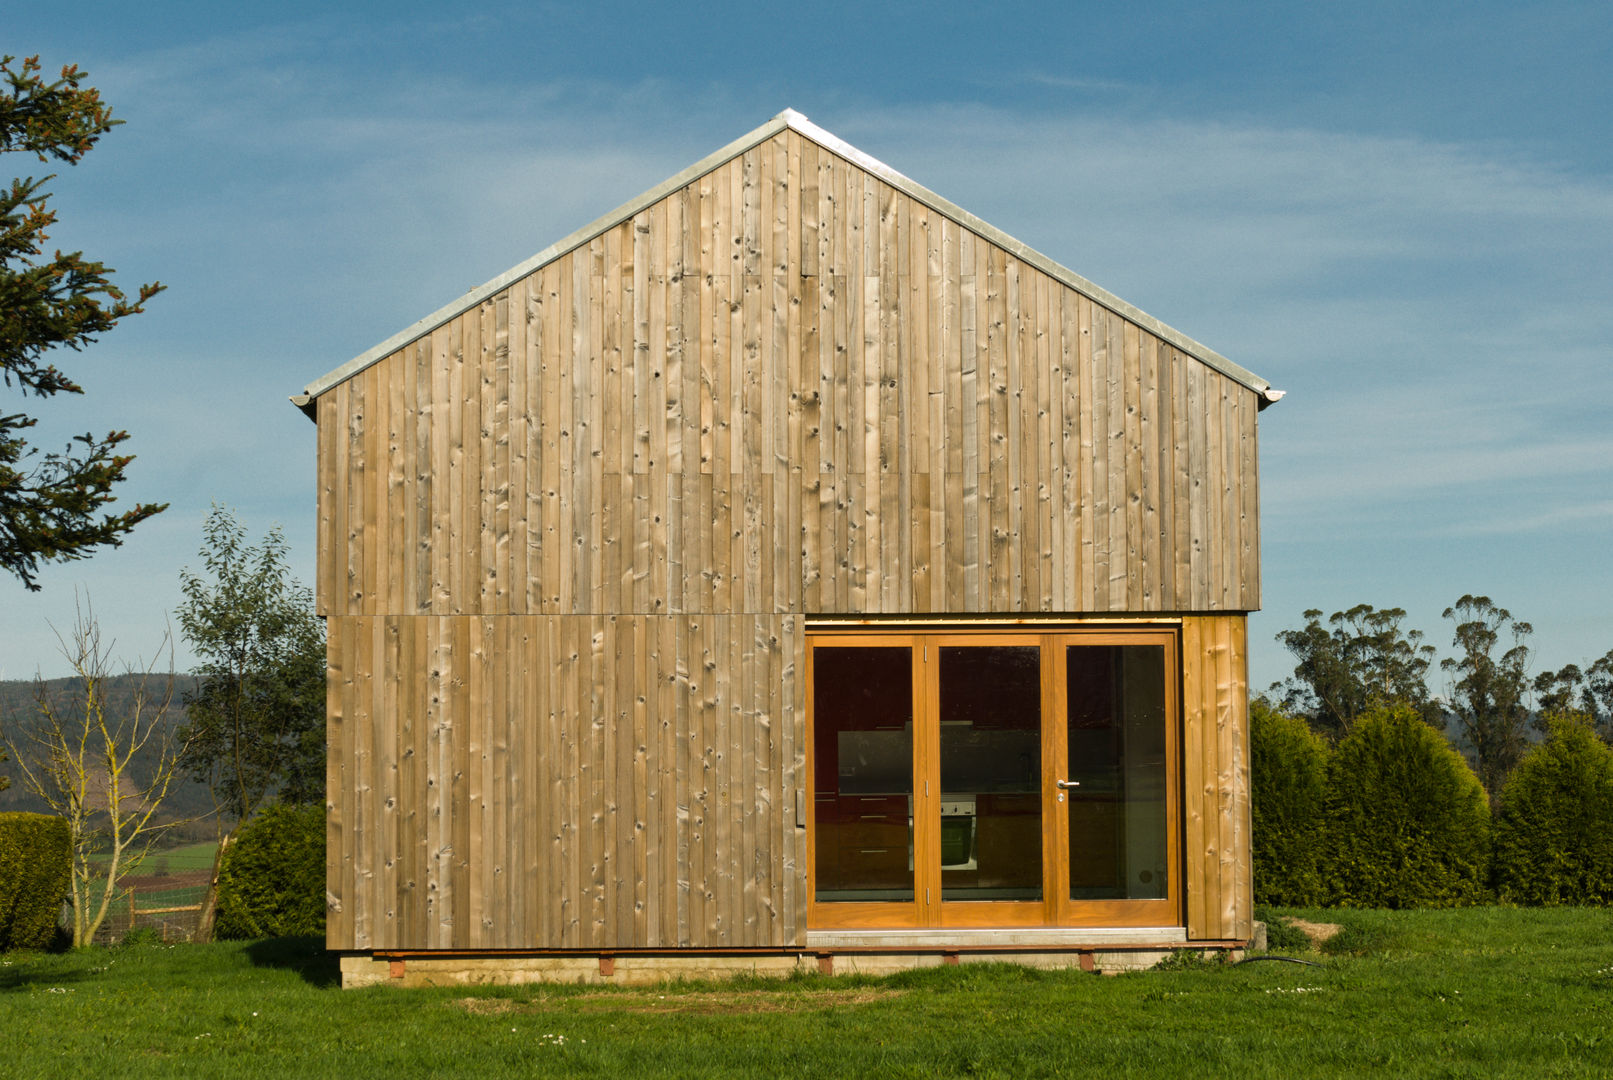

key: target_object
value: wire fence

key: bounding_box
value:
[92,869,211,944]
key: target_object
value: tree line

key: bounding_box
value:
[1251,699,1613,909]
[1255,598,1613,911]
[1266,597,1612,801]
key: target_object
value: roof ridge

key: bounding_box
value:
[293,109,1279,412]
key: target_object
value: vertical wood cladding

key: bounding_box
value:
[315,130,1261,621]
[326,613,801,951]
[316,127,1260,949]
[1180,615,1253,943]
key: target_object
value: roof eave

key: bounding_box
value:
[292,108,1281,419]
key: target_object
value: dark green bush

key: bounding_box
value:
[215,803,325,940]
[0,812,71,951]
[1493,713,1613,905]
[1249,698,1330,906]
[1324,703,1491,908]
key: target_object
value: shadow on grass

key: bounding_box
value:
[245,936,341,989]
[0,960,96,993]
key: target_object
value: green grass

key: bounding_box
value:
[3,907,1611,1079]
[88,839,219,880]
[123,840,220,877]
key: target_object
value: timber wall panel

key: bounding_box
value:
[313,130,1262,623]
[325,614,800,951]
[1180,614,1253,942]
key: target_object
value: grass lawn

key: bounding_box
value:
[87,840,219,881]
[145,840,222,873]
[2,907,1610,1079]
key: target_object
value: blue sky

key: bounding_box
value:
[5,2,1610,697]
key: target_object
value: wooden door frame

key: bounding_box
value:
[805,624,1184,932]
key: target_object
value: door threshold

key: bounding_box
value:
[806,926,1187,949]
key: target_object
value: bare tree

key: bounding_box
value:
[1,599,193,944]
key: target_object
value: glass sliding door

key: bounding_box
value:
[811,645,916,903]
[1064,645,1169,901]
[807,629,1179,931]
[938,645,1042,902]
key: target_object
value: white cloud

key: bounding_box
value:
[5,43,1611,680]
[1442,499,1613,537]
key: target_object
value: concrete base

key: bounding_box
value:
[340,929,1244,987]
[340,952,816,989]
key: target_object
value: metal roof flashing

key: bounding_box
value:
[290,109,1280,418]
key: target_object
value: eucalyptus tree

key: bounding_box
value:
[1537,649,1613,743]
[1442,594,1533,802]
[1272,604,1437,739]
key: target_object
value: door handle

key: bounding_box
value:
[1056,779,1081,789]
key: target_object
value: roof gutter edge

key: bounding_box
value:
[291,107,1281,411]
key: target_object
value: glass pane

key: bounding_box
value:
[1066,645,1168,900]
[939,646,1042,901]
[812,647,914,902]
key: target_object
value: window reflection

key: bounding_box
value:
[939,646,1042,901]
[813,647,914,902]
[1066,645,1168,900]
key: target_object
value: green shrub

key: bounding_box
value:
[1493,713,1613,905]
[119,926,165,947]
[1249,698,1330,905]
[0,812,70,951]
[215,803,326,940]
[1324,703,1491,908]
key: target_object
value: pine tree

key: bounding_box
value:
[1,55,166,590]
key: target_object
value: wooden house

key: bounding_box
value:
[292,110,1284,987]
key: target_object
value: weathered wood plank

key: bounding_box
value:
[1004,256,1025,609]
[959,227,981,610]
[942,220,966,610]
[362,365,383,618]
[323,617,345,946]
[985,245,1008,610]
[1187,360,1208,610]
[1228,615,1252,939]
[1056,289,1077,609]
[537,269,562,613]
[375,617,400,946]
[1033,270,1055,610]
[341,372,361,616]
[1221,377,1240,613]
[488,298,511,613]
[1181,616,1209,939]
[425,616,450,947]
[1122,321,1143,611]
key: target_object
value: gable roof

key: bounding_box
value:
[293,108,1282,416]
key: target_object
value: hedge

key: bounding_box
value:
[0,812,70,951]
[1492,713,1613,905]
[215,803,325,940]
[1250,698,1329,906]
[1323,703,1491,908]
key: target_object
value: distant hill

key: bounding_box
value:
[0,672,228,842]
